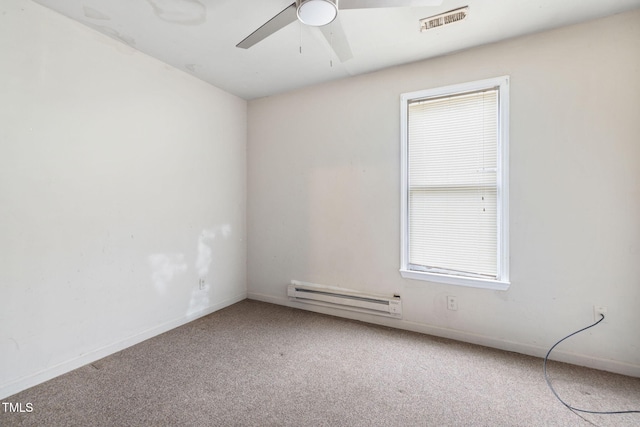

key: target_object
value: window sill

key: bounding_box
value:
[399,269,510,291]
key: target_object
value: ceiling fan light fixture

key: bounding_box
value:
[297,0,338,27]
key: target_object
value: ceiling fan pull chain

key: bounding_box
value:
[329,30,333,67]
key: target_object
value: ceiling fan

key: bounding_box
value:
[236,0,444,62]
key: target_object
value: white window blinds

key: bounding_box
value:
[407,89,499,279]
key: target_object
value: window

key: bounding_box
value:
[400,76,509,290]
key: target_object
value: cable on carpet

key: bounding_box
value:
[543,313,640,415]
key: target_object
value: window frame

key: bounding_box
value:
[399,76,510,291]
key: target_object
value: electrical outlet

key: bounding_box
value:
[594,306,607,322]
[199,278,206,290]
[447,296,458,311]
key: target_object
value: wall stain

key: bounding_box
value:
[8,337,20,351]
[83,6,111,21]
[148,253,188,295]
[146,0,206,25]
[88,24,136,47]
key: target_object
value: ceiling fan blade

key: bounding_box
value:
[318,17,353,62]
[236,2,298,49]
[339,0,443,10]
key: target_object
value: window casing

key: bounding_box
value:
[400,77,510,290]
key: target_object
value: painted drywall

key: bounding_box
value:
[248,9,640,376]
[0,0,247,398]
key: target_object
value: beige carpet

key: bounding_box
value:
[1,299,639,426]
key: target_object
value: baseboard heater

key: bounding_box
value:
[287,280,402,318]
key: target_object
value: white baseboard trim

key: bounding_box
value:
[247,291,640,378]
[0,292,246,400]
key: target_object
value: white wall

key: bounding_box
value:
[248,9,640,376]
[0,0,247,398]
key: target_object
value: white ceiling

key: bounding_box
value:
[32,0,640,100]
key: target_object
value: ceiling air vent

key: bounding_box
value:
[420,6,468,32]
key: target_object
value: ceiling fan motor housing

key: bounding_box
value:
[297,0,338,26]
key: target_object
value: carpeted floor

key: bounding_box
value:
[1,299,639,426]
